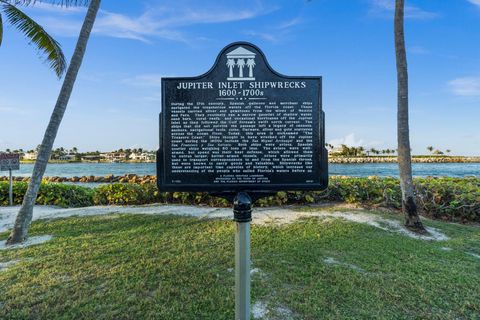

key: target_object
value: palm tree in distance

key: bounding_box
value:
[226,58,235,78]
[427,146,434,154]
[7,0,102,245]
[358,146,365,156]
[246,58,255,78]
[237,58,246,78]
[394,0,425,232]
[0,0,66,77]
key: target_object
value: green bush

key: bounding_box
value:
[0,181,94,207]
[92,183,156,205]
[414,177,480,222]
[1,177,478,223]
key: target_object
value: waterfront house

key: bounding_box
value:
[23,151,38,160]
[328,146,343,155]
[104,152,127,162]
[58,154,77,161]
[81,155,102,162]
[129,152,155,162]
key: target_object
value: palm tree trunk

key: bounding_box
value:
[394,0,425,232]
[7,0,101,245]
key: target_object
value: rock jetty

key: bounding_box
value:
[329,156,480,163]
[0,174,157,184]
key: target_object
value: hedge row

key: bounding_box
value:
[1,177,479,223]
[0,182,94,208]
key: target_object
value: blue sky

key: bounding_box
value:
[1,0,479,155]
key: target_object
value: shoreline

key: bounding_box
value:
[18,156,480,165]
[330,156,480,163]
[1,174,479,184]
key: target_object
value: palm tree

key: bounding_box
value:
[427,146,434,154]
[246,58,255,78]
[394,0,425,232]
[0,0,66,77]
[226,58,235,78]
[358,146,365,156]
[7,0,101,245]
[237,58,246,78]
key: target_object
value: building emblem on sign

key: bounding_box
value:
[226,46,256,81]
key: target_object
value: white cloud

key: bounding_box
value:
[329,133,364,147]
[0,106,28,115]
[467,0,480,6]
[245,30,281,43]
[122,74,167,87]
[370,0,438,19]
[408,45,429,55]
[449,77,480,97]
[26,2,86,14]
[245,15,304,43]
[26,3,275,42]
[278,17,303,29]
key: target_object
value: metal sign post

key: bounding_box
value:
[9,169,13,206]
[0,153,20,206]
[233,192,252,320]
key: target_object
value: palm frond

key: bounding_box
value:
[1,1,66,77]
[4,0,89,7]
[0,13,3,46]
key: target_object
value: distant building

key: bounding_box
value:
[58,154,76,161]
[328,146,343,155]
[104,152,127,162]
[23,151,38,160]
[129,152,155,162]
[81,155,102,162]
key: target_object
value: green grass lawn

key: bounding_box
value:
[1,209,479,319]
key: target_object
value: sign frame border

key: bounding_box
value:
[157,41,328,192]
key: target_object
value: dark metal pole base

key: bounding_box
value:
[233,192,252,223]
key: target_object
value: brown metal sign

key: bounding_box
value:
[0,153,20,171]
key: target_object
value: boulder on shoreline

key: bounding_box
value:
[0,174,158,184]
[329,156,480,164]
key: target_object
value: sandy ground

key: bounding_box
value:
[0,204,449,242]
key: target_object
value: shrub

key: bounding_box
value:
[1,177,478,223]
[93,183,160,205]
[0,181,94,207]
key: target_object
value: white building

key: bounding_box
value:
[328,146,343,155]
[23,151,38,160]
[129,152,155,162]
[103,152,127,162]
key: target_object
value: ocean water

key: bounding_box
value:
[4,162,479,178]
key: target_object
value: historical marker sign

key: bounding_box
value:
[157,42,327,192]
[0,153,20,171]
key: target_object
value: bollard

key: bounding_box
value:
[233,192,252,320]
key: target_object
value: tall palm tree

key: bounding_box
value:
[0,0,66,77]
[394,0,425,232]
[7,0,101,245]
